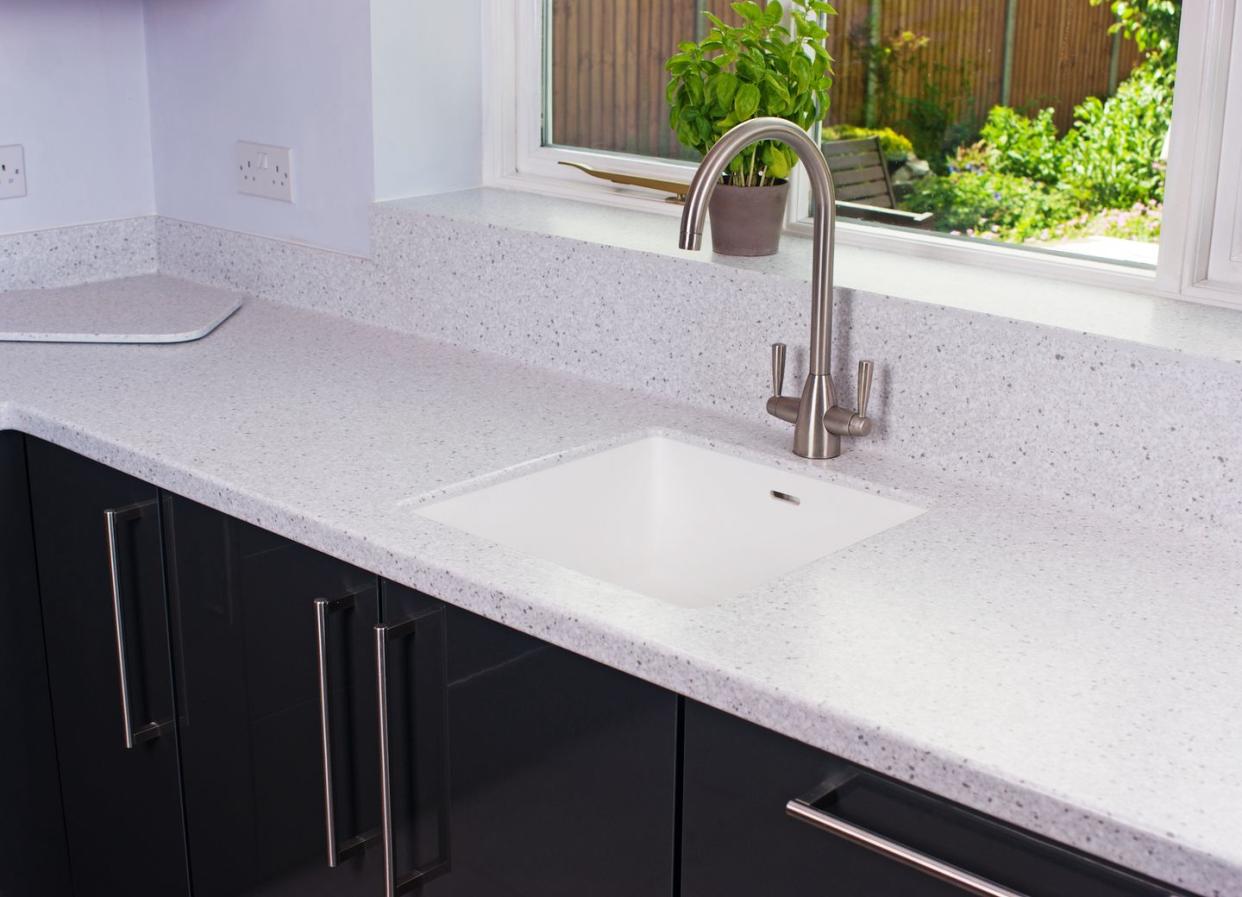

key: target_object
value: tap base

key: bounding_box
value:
[792,374,841,460]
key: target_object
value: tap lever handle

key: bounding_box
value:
[857,360,874,417]
[771,343,787,398]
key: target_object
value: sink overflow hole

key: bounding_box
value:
[770,490,801,506]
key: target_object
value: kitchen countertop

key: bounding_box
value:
[1,275,1238,896]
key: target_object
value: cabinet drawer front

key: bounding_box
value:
[682,702,1184,897]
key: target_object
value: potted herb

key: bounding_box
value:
[666,1,835,256]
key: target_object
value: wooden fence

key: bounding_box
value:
[548,0,1144,159]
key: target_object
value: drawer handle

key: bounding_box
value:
[786,771,1028,897]
[104,502,173,750]
[376,609,451,896]
[314,595,379,867]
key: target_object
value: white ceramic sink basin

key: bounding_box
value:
[417,436,924,607]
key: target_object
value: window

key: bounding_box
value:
[485,0,1242,306]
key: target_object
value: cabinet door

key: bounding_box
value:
[0,433,71,897]
[163,493,384,897]
[25,437,189,897]
[383,583,678,897]
[681,701,1181,897]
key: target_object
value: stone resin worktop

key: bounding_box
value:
[1,275,1238,896]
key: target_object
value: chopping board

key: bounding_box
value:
[0,275,243,343]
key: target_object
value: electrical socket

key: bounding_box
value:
[0,145,27,200]
[236,140,293,202]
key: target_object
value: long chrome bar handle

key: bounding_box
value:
[787,772,1026,897]
[105,501,171,750]
[315,594,378,868]
[376,612,451,897]
[376,623,399,896]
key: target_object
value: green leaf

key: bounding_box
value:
[764,1,784,25]
[711,71,739,109]
[764,142,792,178]
[731,1,764,22]
[734,81,761,119]
[790,53,811,85]
[764,71,790,102]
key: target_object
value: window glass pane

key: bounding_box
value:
[545,1,744,161]
[544,0,1179,267]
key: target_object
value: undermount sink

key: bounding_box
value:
[416,436,924,607]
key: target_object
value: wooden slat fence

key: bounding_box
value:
[548,0,1146,159]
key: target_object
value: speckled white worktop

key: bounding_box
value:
[1,276,1238,896]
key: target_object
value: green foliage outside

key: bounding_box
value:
[1059,61,1174,210]
[899,169,1081,242]
[1092,0,1181,67]
[848,24,975,170]
[822,124,913,162]
[898,64,976,170]
[978,107,1062,185]
[665,1,836,186]
[899,0,1179,245]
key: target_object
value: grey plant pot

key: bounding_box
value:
[708,180,790,257]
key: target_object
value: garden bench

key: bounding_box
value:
[823,136,934,229]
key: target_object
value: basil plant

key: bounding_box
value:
[666,1,835,187]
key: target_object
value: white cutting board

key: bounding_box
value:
[0,275,243,343]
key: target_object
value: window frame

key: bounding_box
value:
[482,0,1242,308]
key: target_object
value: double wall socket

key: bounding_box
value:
[236,141,293,202]
[0,145,27,200]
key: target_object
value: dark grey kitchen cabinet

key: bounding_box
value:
[0,433,72,897]
[384,581,678,897]
[162,493,679,897]
[162,493,385,897]
[25,436,191,897]
[680,700,1184,897]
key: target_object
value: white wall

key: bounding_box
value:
[143,0,375,256]
[371,0,482,200]
[1,0,480,253]
[0,0,155,236]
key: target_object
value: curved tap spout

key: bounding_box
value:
[678,117,837,376]
[677,117,875,460]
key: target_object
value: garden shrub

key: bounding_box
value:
[979,106,1062,185]
[947,140,990,175]
[901,57,1173,243]
[822,124,914,162]
[901,170,1080,241]
[899,68,977,173]
[1059,61,1174,210]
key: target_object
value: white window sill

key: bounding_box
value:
[380,186,1242,366]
